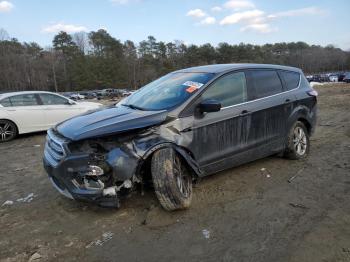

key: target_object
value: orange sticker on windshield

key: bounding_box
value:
[186,86,198,93]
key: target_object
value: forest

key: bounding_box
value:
[0,28,349,92]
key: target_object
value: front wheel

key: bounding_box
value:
[0,120,17,142]
[151,148,192,211]
[284,121,310,160]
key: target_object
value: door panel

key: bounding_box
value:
[183,71,251,174]
[38,93,84,128]
[245,70,290,153]
[43,105,83,127]
[6,106,46,133]
[3,94,46,133]
[190,105,251,167]
[247,95,289,148]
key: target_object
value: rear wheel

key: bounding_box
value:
[284,121,309,159]
[0,120,17,142]
[151,148,192,211]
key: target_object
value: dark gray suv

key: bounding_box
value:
[43,64,317,210]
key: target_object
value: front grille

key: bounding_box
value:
[44,129,67,167]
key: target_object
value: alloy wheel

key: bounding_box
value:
[0,121,16,142]
[293,126,307,156]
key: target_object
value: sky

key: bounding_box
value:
[0,0,349,50]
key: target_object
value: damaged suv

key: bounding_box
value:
[43,64,317,210]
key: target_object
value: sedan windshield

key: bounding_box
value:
[123,72,214,111]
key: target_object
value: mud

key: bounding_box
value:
[0,83,349,262]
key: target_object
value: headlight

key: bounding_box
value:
[84,165,104,177]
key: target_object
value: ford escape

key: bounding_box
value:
[43,64,317,210]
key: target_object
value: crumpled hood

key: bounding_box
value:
[56,105,168,141]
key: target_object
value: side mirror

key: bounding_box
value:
[66,100,76,105]
[198,99,221,113]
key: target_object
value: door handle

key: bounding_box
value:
[240,110,251,116]
[284,99,291,103]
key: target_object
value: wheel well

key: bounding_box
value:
[0,119,19,134]
[298,118,311,135]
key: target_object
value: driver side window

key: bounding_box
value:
[201,72,247,108]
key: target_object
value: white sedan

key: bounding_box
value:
[0,91,102,142]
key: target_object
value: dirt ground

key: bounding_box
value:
[0,83,349,262]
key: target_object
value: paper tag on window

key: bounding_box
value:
[185,86,198,93]
[183,81,204,89]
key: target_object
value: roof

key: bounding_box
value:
[175,63,301,74]
[0,91,57,100]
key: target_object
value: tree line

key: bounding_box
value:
[0,28,349,92]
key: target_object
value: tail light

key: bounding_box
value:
[307,89,318,97]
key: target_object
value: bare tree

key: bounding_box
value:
[0,28,9,41]
[72,32,90,54]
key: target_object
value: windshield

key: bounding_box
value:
[123,72,214,111]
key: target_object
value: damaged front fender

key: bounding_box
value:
[104,122,202,182]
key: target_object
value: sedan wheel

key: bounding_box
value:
[0,120,17,142]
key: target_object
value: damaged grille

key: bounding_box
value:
[44,129,67,167]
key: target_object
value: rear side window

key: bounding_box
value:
[250,70,283,99]
[8,94,39,107]
[39,94,68,105]
[201,72,247,107]
[280,71,300,90]
[0,98,11,107]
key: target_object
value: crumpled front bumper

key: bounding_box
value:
[43,154,120,208]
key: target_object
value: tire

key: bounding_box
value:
[151,148,192,211]
[0,120,17,142]
[284,121,310,160]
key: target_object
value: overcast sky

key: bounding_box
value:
[0,0,349,50]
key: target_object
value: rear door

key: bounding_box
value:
[245,69,289,153]
[2,94,46,133]
[38,93,85,128]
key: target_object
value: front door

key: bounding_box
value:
[185,71,252,175]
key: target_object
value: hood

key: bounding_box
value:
[56,105,168,141]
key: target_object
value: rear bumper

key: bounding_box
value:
[43,155,120,208]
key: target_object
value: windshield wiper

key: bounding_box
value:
[122,103,146,111]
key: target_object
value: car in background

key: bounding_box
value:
[80,91,97,99]
[68,93,85,101]
[328,74,338,82]
[308,74,322,82]
[121,90,134,97]
[320,74,330,82]
[343,72,350,83]
[306,75,313,82]
[100,89,119,98]
[338,73,346,82]
[0,91,102,142]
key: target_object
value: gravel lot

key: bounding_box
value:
[0,84,349,262]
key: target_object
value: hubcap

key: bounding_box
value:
[293,126,307,156]
[0,122,15,141]
[173,156,191,197]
